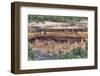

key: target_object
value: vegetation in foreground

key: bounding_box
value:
[28,42,88,60]
[28,42,34,60]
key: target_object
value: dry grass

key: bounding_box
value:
[32,38,87,54]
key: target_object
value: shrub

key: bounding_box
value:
[63,47,88,59]
[28,42,34,60]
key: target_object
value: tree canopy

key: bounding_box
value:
[28,15,87,23]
